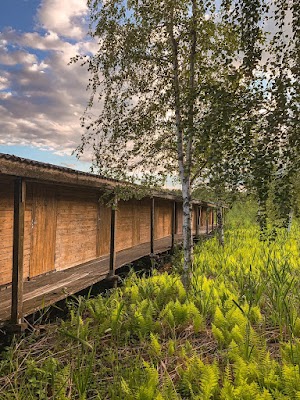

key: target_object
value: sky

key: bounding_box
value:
[0,1,288,175]
[0,0,96,171]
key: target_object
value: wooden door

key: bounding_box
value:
[30,185,57,278]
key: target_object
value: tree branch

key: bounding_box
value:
[186,0,197,175]
[190,160,208,186]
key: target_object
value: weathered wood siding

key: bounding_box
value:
[98,203,111,257]
[0,176,14,286]
[0,169,212,289]
[116,201,134,252]
[55,188,98,271]
[138,199,151,244]
[209,208,213,224]
[116,199,151,252]
[154,199,172,239]
[176,203,183,234]
[0,177,32,286]
[24,185,33,281]
[200,207,206,228]
[191,205,197,234]
[30,184,57,277]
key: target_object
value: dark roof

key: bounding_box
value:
[0,153,116,183]
[0,153,217,206]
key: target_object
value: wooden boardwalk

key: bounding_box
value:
[0,231,210,328]
[0,154,221,330]
[0,230,211,327]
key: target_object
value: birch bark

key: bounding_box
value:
[168,1,197,288]
[217,205,225,247]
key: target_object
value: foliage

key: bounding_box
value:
[74,0,293,282]
[3,209,300,397]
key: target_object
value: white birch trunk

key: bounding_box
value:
[181,174,193,288]
[180,0,197,288]
[168,1,197,289]
[217,206,224,247]
[287,210,293,233]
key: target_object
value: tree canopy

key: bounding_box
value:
[75,0,300,284]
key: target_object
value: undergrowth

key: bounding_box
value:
[2,203,300,398]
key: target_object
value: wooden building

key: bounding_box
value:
[0,154,217,328]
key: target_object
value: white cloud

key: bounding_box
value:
[1,29,73,53]
[0,76,9,90]
[0,0,97,161]
[0,49,37,65]
[37,0,89,39]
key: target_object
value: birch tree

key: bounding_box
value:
[195,0,300,238]
[239,0,300,235]
[75,0,267,287]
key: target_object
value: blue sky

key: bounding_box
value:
[0,0,94,171]
[0,1,40,32]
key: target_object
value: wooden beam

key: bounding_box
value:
[150,197,155,255]
[109,198,117,276]
[171,201,176,251]
[212,208,214,230]
[96,200,101,258]
[11,177,26,327]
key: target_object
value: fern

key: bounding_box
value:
[177,357,219,399]
[160,300,203,333]
[135,362,159,400]
[149,333,162,359]
[282,364,300,399]
[212,324,226,347]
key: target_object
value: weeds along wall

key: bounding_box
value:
[0,170,212,287]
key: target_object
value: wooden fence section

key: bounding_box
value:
[0,154,220,329]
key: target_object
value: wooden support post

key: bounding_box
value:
[206,208,209,235]
[200,207,203,235]
[212,208,214,230]
[109,198,117,277]
[150,197,155,255]
[11,177,27,329]
[199,206,202,234]
[196,206,200,237]
[214,209,216,229]
[171,201,176,252]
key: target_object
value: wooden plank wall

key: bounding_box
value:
[98,203,111,257]
[0,177,32,286]
[191,205,197,234]
[1,175,209,288]
[155,199,172,239]
[55,188,98,271]
[24,185,33,281]
[116,199,151,252]
[0,176,14,286]
[200,207,207,228]
[30,185,57,277]
[116,200,134,252]
[138,199,152,244]
[176,204,183,234]
[209,208,213,224]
